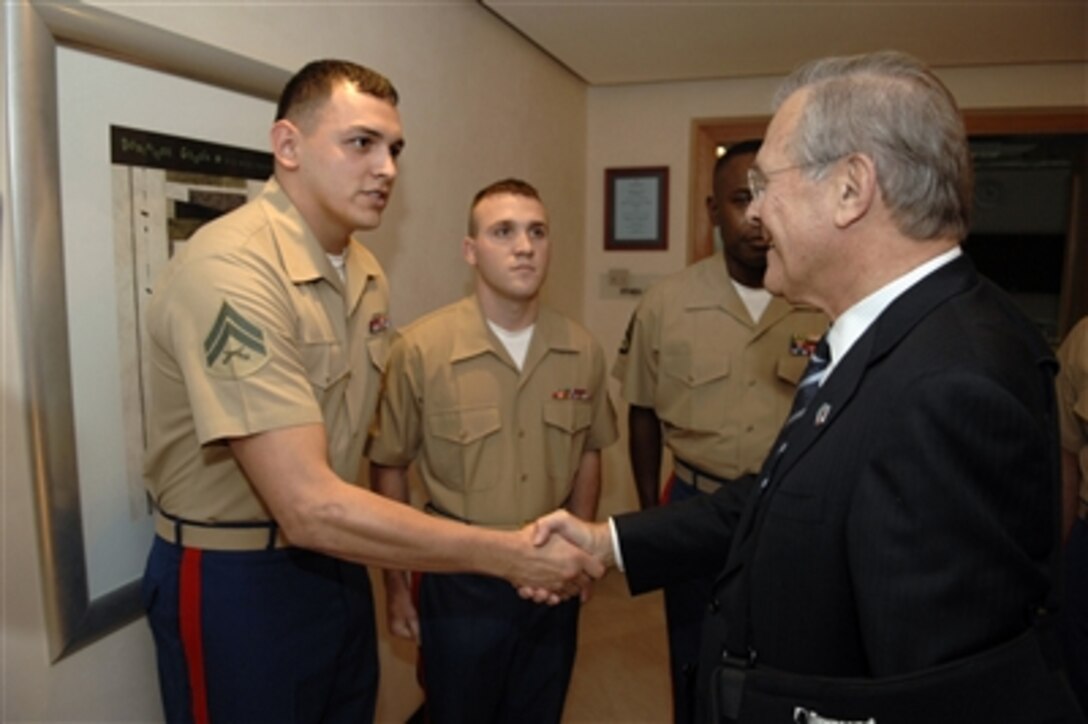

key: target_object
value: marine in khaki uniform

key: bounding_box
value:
[368,179,618,724]
[613,140,827,723]
[142,62,600,724]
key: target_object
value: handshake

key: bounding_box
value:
[383,511,616,642]
[513,510,615,605]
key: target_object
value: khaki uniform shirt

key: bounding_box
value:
[144,179,391,522]
[367,296,618,527]
[1058,317,1088,500]
[614,253,827,478]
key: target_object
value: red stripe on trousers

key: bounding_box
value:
[661,472,678,504]
[180,548,210,724]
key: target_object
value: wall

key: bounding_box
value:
[1,1,586,722]
[583,62,1088,518]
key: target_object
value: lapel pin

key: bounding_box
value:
[815,403,832,426]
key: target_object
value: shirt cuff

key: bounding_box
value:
[608,516,626,572]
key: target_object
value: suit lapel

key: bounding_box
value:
[718,255,980,581]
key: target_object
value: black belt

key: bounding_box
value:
[674,459,732,494]
[423,502,523,531]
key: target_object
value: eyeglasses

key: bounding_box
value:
[746,158,843,201]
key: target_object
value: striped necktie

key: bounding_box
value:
[785,336,832,426]
[760,336,831,490]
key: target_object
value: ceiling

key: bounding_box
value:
[479,0,1088,86]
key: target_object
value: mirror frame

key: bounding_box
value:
[4,0,288,661]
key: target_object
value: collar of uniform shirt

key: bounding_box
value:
[824,246,962,381]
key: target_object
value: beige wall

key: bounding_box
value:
[584,62,1088,519]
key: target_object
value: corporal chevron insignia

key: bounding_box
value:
[203,301,269,378]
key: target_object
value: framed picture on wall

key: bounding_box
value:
[605,166,668,251]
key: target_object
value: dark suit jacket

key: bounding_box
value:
[615,256,1078,717]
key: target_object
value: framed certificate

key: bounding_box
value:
[605,166,668,251]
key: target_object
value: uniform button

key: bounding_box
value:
[459,431,468,440]
[747,379,756,387]
[746,425,754,432]
[518,430,525,438]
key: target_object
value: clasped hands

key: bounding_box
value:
[384,511,614,643]
[514,510,614,605]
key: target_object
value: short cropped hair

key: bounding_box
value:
[712,139,762,193]
[775,50,972,241]
[275,59,398,124]
[467,178,543,236]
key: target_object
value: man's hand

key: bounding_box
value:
[383,569,420,643]
[503,522,604,604]
[516,510,615,603]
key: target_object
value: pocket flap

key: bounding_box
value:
[543,399,593,434]
[428,406,502,445]
[776,354,809,386]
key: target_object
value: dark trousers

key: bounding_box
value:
[1064,518,1088,712]
[143,537,378,724]
[662,476,712,724]
[418,571,580,724]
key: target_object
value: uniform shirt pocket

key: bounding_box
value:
[426,405,502,491]
[776,354,809,387]
[657,348,731,431]
[366,335,389,375]
[542,399,593,485]
[300,336,349,394]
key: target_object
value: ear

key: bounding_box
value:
[270,119,301,171]
[462,236,477,266]
[705,195,718,224]
[832,153,877,229]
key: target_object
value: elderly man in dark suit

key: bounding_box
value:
[530,50,1084,723]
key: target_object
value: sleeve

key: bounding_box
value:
[847,369,1055,675]
[365,334,424,467]
[160,251,322,444]
[1057,319,1088,455]
[615,482,745,594]
[586,339,619,451]
[612,290,662,408]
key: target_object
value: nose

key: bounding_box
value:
[513,230,534,256]
[745,194,763,226]
[375,146,398,180]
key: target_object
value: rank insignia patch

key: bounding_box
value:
[204,301,269,378]
[553,388,591,401]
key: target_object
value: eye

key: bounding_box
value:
[730,190,753,207]
[390,141,404,159]
[349,136,373,151]
[529,225,548,240]
[492,224,512,238]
